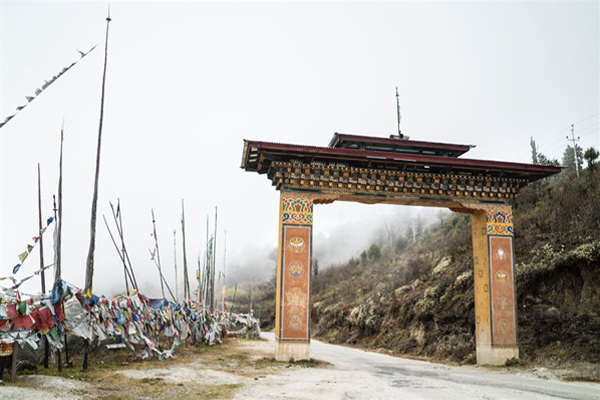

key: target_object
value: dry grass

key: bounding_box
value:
[9,338,332,399]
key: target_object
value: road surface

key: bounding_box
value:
[249,333,599,400]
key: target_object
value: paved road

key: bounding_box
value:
[263,333,599,400]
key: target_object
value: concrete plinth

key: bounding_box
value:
[477,344,519,366]
[275,340,310,362]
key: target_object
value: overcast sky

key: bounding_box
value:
[1,1,598,299]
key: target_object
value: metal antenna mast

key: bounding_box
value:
[396,87,403,138]
[567,124,581,178]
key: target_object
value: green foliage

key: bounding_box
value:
[562,144,584,172]
[394,236,409,254]
[514,171,600,255]
[516,241,600,285]
[584,147,599,170]
[360,251,367,264]
[530,137,538,164]
[536,152,560,166]
[367,244,381,261]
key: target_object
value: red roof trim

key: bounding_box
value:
[329,133,475,153]
[244,140,562,175]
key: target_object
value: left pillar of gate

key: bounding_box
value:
[274,191,313,361]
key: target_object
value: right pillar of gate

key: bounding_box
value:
[468,204,519,365]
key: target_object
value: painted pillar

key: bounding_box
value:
[468,204,519,365]
[274,191,313,361]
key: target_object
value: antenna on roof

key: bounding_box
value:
[395,87,403,139]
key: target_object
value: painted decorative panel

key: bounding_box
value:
[462,203,514,236]
[280,225,311,341]
[281,193,313,225]
[485,208,514,236]
[489,236,517,346]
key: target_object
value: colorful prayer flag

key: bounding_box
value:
[18,251,28,263]
[12,264,21,274]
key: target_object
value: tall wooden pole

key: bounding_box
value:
[83,10,111,371]
[203,216,209,305]
[37,163,50,368]
[173,230,178,302]
[151,209,166,299]
[110,200,138,291]
[222,230,226,311]
[103,214,133,291]
[117,202,129,293]
[181,199,190,301]
[54,127,64,372]
[211,207,218,310]
[37,164,47,293]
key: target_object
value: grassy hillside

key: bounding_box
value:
[310,169,600,365]
[240,168,599,369]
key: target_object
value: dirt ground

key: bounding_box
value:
[0,338,332,400]
[2,336,598,400]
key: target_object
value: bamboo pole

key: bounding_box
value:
[110,200,138,291]
[54,127,64,372]
[37,163,50,369]
[149,250,176,302]
[117,204,129,292]
[203,216,209,305]
[102,214,134,291]
[173,230,178,302]
[181,199,190,301]
[83,10,111,371]
[151,209,166,299]
[212,207,218,310]
[222,230,226,311]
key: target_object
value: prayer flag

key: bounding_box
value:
[12,264,21,274]
[18,251,28,263]
[27,244,34,253]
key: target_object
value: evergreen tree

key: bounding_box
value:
[562,145,584,173]
[584,147,599,170]
[537,153,560,167]
[530,137,539,164]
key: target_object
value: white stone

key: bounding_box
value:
[275,340,311,361]
[477,343,519,366]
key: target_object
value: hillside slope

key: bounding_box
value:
[310,170,600,366]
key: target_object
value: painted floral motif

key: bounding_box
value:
[495,270,508,283]
[289,237,305,253]
[281,193,313,225]
[495,247,508,261]
[497,296,509,310]
[486,209,514,236]
[287,313,304,331]
[285,287,307,308]
[288,261,304,277]
[282,212,313,224]
[461,203,514,236]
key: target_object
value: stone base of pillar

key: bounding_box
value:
[476,344,519,366]
[275,340,311,362]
